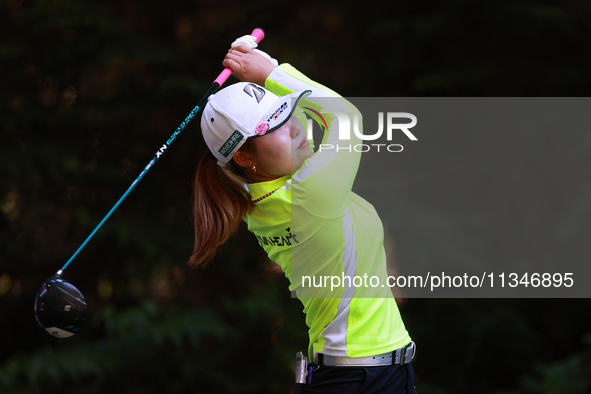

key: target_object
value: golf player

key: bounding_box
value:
[189,36,417,393]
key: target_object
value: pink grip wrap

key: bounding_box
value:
[213,28,265,86]
[251,28,265,43]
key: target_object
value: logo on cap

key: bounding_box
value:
[255,122,269,135]
[243,84,265,103]
[265,102,288,122]
[218,130,244,158]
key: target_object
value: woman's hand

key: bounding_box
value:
[222,45,277,86]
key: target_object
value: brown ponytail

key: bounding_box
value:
[188,141,257,266]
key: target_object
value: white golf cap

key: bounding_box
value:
[201,82,311,165]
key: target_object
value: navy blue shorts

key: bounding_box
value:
[293,362,417,394]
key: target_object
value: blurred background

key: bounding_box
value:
[2,0,591,393]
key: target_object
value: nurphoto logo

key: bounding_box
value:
[306,110,418,153]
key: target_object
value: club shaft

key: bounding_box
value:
[61,83,219,271]
[59,28,265,273]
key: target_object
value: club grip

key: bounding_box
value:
[213,28,265,87]
[251,27,265,43]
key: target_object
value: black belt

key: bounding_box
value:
[314,341,416,367]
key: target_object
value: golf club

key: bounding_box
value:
[35,27,265,338]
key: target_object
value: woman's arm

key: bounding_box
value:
[266,67,363,219]
[223,45,363,218]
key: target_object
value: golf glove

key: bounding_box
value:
[231,35,279,66]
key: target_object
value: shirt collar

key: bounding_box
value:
[247,175,290,201]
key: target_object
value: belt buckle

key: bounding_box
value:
[401,341,416,365]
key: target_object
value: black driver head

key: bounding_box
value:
[34,276,87,338]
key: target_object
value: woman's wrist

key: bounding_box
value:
[253,63,277,86]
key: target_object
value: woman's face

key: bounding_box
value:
[251,116,312,177]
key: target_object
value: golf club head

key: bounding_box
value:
[34,274,87,338]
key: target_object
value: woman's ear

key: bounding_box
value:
[233,150,257,168]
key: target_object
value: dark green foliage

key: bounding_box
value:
[0,298,305,393]
[0,303,228,393]
[519,335,591,394]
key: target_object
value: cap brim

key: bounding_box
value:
[252,90,312,138]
